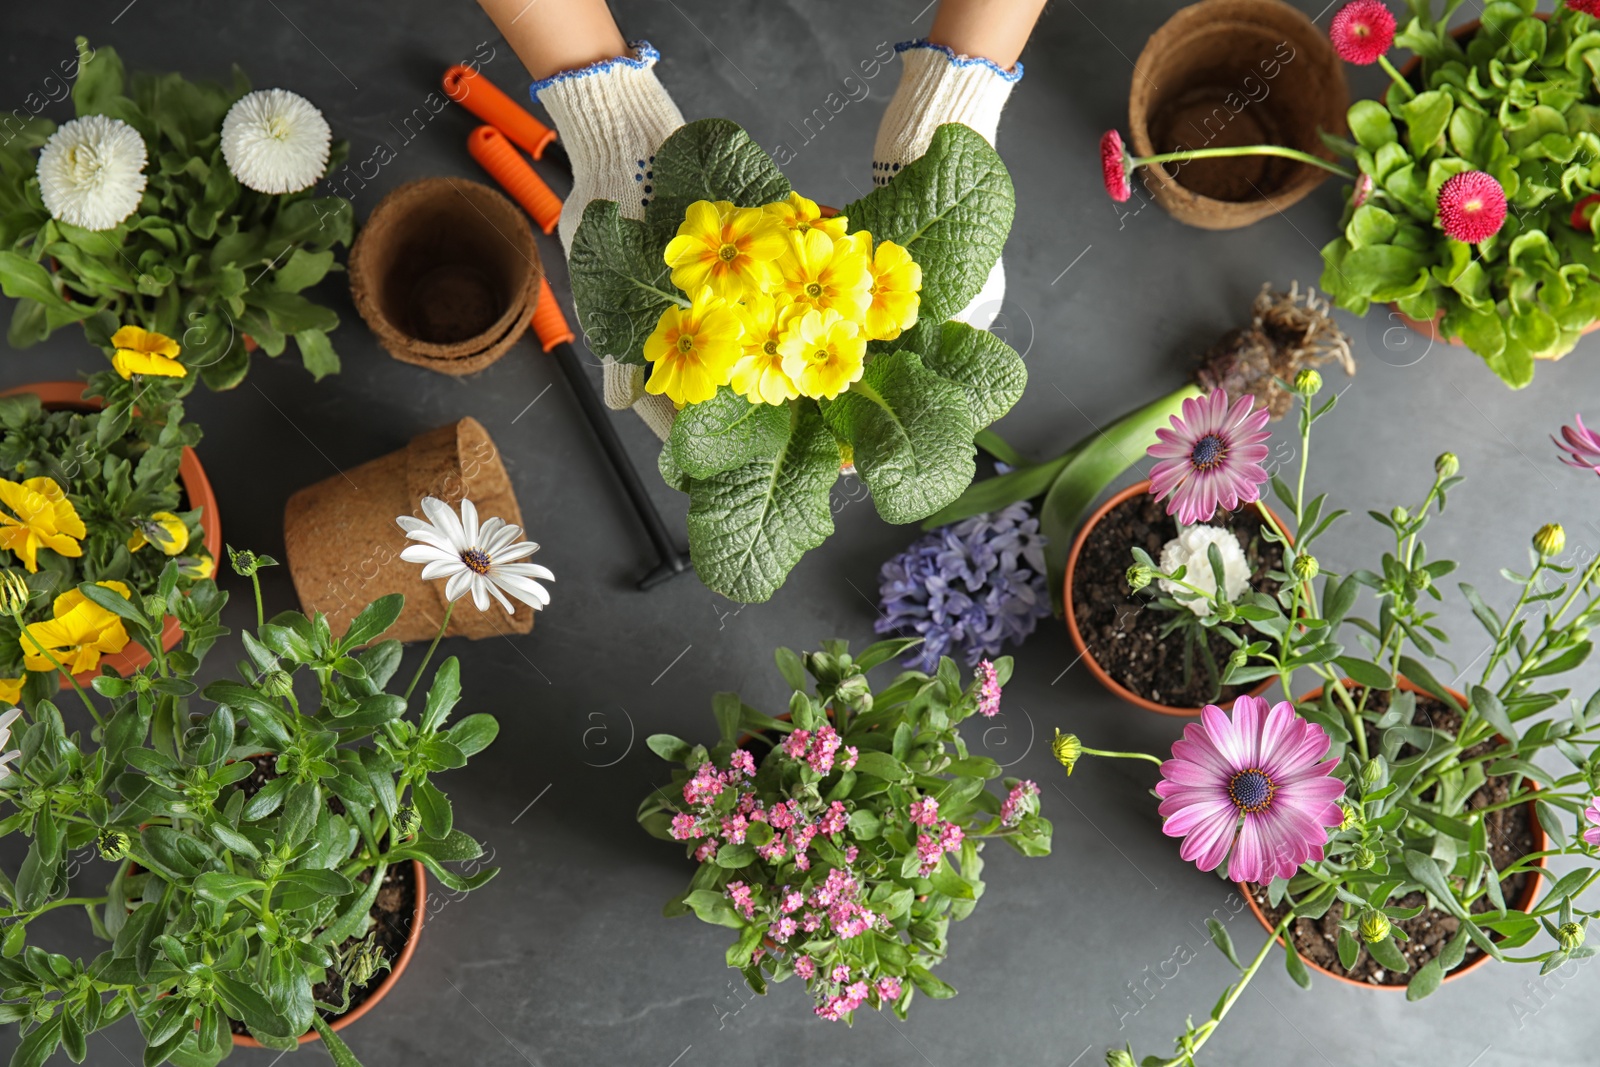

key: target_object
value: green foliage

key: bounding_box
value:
[569,119,1022,602]
[638,639,1048,1021]
[0,580,497,1065]
[1318,4,1600,386]
[0,39,352,389]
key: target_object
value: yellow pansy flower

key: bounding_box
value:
[779,308,866,400]
[0,677,21,707]
[0,477,86,573]
[127,512,189,556]
[110,325,186,379]
[863,239,923,341]
[664,200,787,302]
[730,296,803,406]
[177,554,215,580]
[642,287,745,406]
[764,192,848,240]
[776,229,872,322]
[21,581,132,674]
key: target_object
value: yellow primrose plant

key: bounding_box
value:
[0,327,209,708]
[571,119,1022,602]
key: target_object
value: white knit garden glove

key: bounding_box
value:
[534,41,682,441]
[872,40,1022,331]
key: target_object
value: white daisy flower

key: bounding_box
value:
[398,497,553,615]
[0,707,22,783]
[37,115,148,231]
[220,88,331,194]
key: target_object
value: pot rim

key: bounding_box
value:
[233,858,429,1046]
[1062,479,1290,717]
[1238,676,1549,990]
[0,381,222,684]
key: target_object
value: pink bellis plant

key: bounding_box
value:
[637,638,1050,1022]
[1058,382,1600,1066]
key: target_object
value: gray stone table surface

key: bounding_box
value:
[1,0,1595,1064]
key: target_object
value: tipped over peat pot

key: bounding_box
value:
[1241,678,1548,989]
[0,381,222,684]
[1128,0,1348,229]
[348,177,542,375]
[283,417,534,641]
[1063,480,1289,716]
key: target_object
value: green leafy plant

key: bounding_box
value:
[0,551,498,1065]
[0,38,353,390]
[637,638,1050,1021]
[571,118,1022,602]
[1320,0,1600,387]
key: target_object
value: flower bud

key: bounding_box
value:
[394,805,422,839]
[1051,729,1081,775]
[1390,505,1409,524]
[1292,554,1319,582]
[1106,1051,1138,1067]
[1360,758,1385,793]
[1407,569,1431,592]
[0,571,30,617]
[1434,453,1459,479]
[1351,845,1376,870]
[1359,909,1391,944]
[228,547,258,577]
[1213,600,1237,622]
[1228,649,1249,670]
[260,669,294,699]
[97,829,130,862]
[1125,564,1154,592]
[1293,368,1323,396]
[1559,921,1585,952]
[1338,800,1361,831]
[1534,523,1566,559]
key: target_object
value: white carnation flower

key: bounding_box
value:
[1159,524,1251,617]
[36,115,148,231]
[220,89,331,194]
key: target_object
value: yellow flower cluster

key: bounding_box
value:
[0,477,85,573]
[20,581,132,675]
[644,193,922,407]
[111,325,186,380]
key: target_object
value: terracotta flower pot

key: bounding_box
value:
[1240,677,1548,989]
[348,177,542,376]
[1128,0,1349,230]
[0,381,222,684]
[233,859,428,1047]
[1063,480,1294,717]
[283,417,534,642]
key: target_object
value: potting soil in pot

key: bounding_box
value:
[229,755,419,1034]
[1252,690,1538,986]
[1071,491,1282,708]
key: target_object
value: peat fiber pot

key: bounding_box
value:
[1063,480,1292,717]
[1241,677,1549,989]
[1128,0,1348,229]
[0,381,222,685]
[348,177,541,376]
[233,859,427,1047]
[284,416,533,641]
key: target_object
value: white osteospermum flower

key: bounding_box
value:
[398,497,553,614]
[1158,524,1251,618]
[37,115,148,231]
[0,707,22,783]
[220,88,331,194]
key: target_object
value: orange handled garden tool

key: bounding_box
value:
[530,276,691,590]
[443,64,566,169]
[468,126,562,235]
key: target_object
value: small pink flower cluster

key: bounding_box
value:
[976,659,1002,718]
[783,722,859,776]
[1000,780,1039,827]
[914,812,965,876]
[811,964,906,1021]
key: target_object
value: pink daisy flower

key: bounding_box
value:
[1583,799,1600,848]
[1100,129,1132,202]
[976,659,1002,717]
[1572,0,1600,15]
[1148,389,1271,525]
[1350,172,1374,210]
[1329,0,1395,65]
[1555,415,1600,473]
[1154,694,1346,884]
[1436,171,1506,243]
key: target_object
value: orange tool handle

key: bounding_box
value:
[443,64,558,159]
[468,126,562,235]
[532,276,575,353]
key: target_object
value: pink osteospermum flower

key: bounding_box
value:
[1148,389,1272,525]
[1329,0,1396,65]
[1583,799,1600,848]
[976,659,1002,717]
[1100,129,1132,202]
[1154,694,1346,884]
[1437,170,1507,243]
[1554,415,1600,473]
